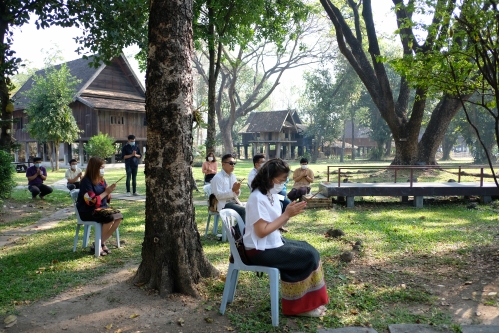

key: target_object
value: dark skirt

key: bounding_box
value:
[247,238,329,315]
[79,209,123,224]
[204,173,216,183]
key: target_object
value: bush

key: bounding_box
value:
[84,133,116,159]
[0,150,16,199]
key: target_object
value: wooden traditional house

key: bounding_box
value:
[238,110,311,160]
[11,54,145,165]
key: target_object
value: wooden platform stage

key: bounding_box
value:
[319,181,499,208]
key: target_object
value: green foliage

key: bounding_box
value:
[84,133,116,159]
[23,62,81,146]
[0,150,15,199]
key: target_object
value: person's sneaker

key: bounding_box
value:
[126,192,131,197]
[133,192,140,196]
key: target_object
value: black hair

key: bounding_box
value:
[205,152,217,162]
[221,153,233,162]
[69,159,78,164]
[252,154,265,167]
[300,157,308,164]
[128,134,136,140]
[251,158,290,195]
[33,157,42,162]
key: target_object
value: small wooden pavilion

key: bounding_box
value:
[11,54,145,165]
[238,110,311,160]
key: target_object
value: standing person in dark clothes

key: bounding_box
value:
[121,134,141,196]
[26,157,53,199]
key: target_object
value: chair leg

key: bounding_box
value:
[268,270,280,327]
[115,228,120,248]
[205,214,211,237]
[221,220,227,242]
[219,265,236,314]
[94,224,102,258]
[212,214,219,235]
[227,269,240,303]
[83,225,92,248]
[73,224,81,252]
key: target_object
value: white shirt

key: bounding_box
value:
[243,190,284,251]
[211,169,241,212]
[65,167,82,182]
[247,168,258,188]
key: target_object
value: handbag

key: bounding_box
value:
[231,225,251,265]
[93,207,123,220]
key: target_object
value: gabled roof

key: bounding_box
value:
[13,54,145,112]
[239,109,301,134]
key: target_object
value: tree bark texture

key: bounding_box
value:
[0,19,12,150]
[135,0,218,297]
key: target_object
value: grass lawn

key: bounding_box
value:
[1,159,498,332]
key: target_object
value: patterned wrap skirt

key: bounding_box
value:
[247,238,329,315]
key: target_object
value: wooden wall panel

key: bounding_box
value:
[99,110,147,141]
[87,62,143,97]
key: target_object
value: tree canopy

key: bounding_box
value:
[23,62,81,170]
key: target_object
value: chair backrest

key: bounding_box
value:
[203,184,212,198]
[70,189,80,203]
[219,209,246,267]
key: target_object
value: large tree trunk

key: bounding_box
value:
[441,134,455,161]
[220,119,234,154]
[134,0,218,297]
[0,21,13,151]
[417,95,467,165]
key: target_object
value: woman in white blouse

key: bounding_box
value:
[243,158,329,317]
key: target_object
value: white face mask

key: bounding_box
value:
[71,165,77,170]
[208,157,213,161]
[270,182,285,195]
[99,169,105,176]
[301,164,308,169]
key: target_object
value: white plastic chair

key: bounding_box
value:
[218,209,280,326]
[70,189,120,257]
[203,184,225,241]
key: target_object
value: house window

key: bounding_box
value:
[110,116,124,125]
[14,118,22,130]
[110,116,113,124]
[268,133,272,140]
[285,132,289,139]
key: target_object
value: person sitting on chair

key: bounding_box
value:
[76,157,122,256]
[287,157,314,201]
[66,159,82,191]
[210,153,245,221]
[247,154,265,188]
[26,157,53,200]
[244,158,329,317]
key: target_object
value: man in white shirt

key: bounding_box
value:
[247,154,265,188]
[211,153,246,222]
[65,159,83,191]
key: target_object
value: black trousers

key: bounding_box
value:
[28,184,53,198]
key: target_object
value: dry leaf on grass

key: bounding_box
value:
[178,318,185,326]
[204,317,213,323]
[105,323,113,329]
[129,314,139,319]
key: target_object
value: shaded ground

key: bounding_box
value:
[1,198,498,333]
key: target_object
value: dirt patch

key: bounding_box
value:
[5,264,233,333]
[335,243,499,326]
[0,200,39,224]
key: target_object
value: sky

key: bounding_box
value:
[10,1,398,109]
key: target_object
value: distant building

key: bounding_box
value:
[238,109,311,159]
[343,120,377,157]
[11,54,145,164]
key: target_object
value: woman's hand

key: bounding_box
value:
[106,183,117,193]
[284,200,307,219]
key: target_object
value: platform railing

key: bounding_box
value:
[325,165,499,188]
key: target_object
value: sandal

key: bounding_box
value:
[89,243,107,256]
[296,307,325,317]
[101,243,111,254]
